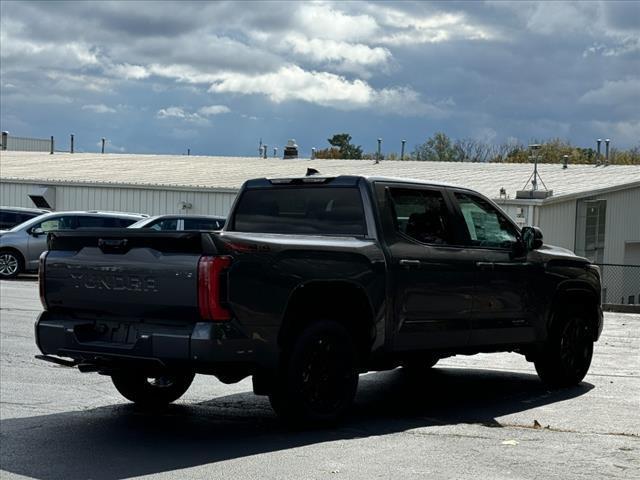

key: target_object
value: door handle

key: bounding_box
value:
[399,259,421,267]
[475,261,494,271]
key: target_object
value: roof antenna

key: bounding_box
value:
[306,168,320,176]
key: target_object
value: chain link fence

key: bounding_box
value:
[596,264,640,307]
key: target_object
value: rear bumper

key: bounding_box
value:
[35,311,273,373]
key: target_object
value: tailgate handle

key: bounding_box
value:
[98,238,129,254]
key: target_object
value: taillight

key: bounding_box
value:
[38,251,48,310]
[198,255,233,321]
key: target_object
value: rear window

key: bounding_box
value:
[232,187,366,236]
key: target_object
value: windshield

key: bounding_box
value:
[8,213,53,232]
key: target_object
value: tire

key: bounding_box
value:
[111,371,195,407]
[534,315,594,388]
[0,250,22,279]
[269,321,358,426]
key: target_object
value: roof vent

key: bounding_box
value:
[284,139,299,159]
[306,168,320,176]
[28,186,56,209]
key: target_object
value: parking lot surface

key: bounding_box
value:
[1,278,638,480]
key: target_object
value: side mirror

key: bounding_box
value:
[30,227,45,236]
[522,226,543,251]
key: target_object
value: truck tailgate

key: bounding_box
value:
[44,229,215,320]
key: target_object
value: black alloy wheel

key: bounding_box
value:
[535,316,594,388]
[269,321,358,425]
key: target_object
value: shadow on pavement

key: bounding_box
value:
[0,367,593,480]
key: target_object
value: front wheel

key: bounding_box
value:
[534,315,594,388]
[269,321,358,426]
[111,371,195,407]
[0,251,22,279]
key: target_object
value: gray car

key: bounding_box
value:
[0,211,146,278]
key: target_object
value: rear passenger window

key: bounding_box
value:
[455,192,518,248]
[183,218,224,230]
[388,188,453,245]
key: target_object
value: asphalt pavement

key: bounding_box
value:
[1,278,638,480]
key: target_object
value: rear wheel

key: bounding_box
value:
[0,250,22,279]
[535,315,594,388]
[111,371,195,407]
[269,321,358,425]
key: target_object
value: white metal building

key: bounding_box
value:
[1,151,639,301]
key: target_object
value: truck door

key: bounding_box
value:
[450,191,536,345]
[376,183,473,351]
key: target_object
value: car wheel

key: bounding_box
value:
[534,315,594,388]
[111,371,195,407]
[0,251,22,279]
[269,321,358,426]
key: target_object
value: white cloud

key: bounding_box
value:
[111,63,150,80]
[208,65,441,116]
[46,71,113,93]
[156,105,230,125]
[589,120,640,146]
[273,33,391,75]
[369,7,495,45]
[82,104,116,114]
[198,105,230,116]
[294,3,379,41]
[579,78,640,106]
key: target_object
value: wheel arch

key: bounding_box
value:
[278,280,376,366]
[549,283,601,341]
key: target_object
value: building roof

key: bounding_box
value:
[1,151,639,204]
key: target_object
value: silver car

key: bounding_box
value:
[0,211,146,279]
[128,214,225,231]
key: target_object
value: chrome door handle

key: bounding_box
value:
[399,259,421,267]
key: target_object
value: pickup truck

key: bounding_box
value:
[35,175,603,424]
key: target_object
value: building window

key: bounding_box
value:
[575,199,606,263]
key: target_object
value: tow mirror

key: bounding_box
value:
[522,226,543,251]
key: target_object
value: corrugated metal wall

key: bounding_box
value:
[601,187,640,264]
[0,182,238,216]
[537,200,577,251]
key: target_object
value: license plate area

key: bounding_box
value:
[74,322,138,345]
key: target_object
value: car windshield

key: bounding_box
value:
[7,214,52,232]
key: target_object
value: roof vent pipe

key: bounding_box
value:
[563,154,569,169]
[596,139,602,166]
[605,139,610,166]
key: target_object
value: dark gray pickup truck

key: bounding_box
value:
[36,175,603,423]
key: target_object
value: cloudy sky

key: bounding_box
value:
[1,0,638,156]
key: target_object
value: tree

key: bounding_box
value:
[326,133,363,159]
[412,132,458,161]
